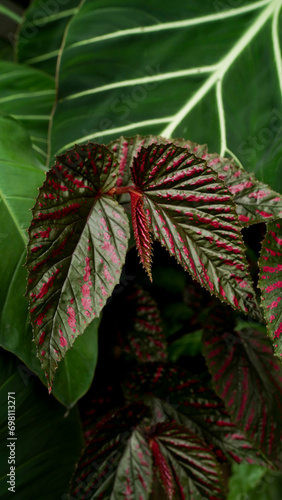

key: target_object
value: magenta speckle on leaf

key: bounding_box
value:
[59,328,67,347]
[67,306,76,333]
[229,181,253,194]
[238,214,250,223]
[255,209,273,218]
[102,238,119,264]
[82,284,90,297]
[38,331,46,345]
[83,257,91,282]
[103,265,114,283]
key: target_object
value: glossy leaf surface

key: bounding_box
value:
[175,138,282,226]
[26,143,130,389]
[17,0,80,76]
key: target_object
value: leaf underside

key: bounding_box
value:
[26,142,129,389]
[259,219,282,360]
[130,142,260,318]
[202,320,282,467]
[124,363,267,467]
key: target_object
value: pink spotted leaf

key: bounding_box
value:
[258,219,282,360]
[202,320,282,468]
[131,143,261,319]
[26,143,130,390]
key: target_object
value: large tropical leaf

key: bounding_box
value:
[0,117,100,407]
[16,0,81,76]
[124,364,267,467]
[0,349,83,499]
[26,143,130,389]
[29,0,281,194]
[131,142,260,317]
[259,219,282,360]
[202,320,282,468]
[0,61,55,162]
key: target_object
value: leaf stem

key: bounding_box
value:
[106,185,142,197]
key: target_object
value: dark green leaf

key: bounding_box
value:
[0,61,55,162]
[17,0,80,76]
[39,0,282,195]
[0,349,83,499]
[119,285,167,363]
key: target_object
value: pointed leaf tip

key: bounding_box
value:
[26,142,130,388]
[130,189,153,281]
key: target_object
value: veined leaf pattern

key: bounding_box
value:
[202,321,282,467]
[131,143,260,318]
[259,219,282,360]
[124,364,268,468]
[26,143,130,389]
[175,138,282,226]
[149,422,225,500]
[17,0,281,196]
[69,403,152,499]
